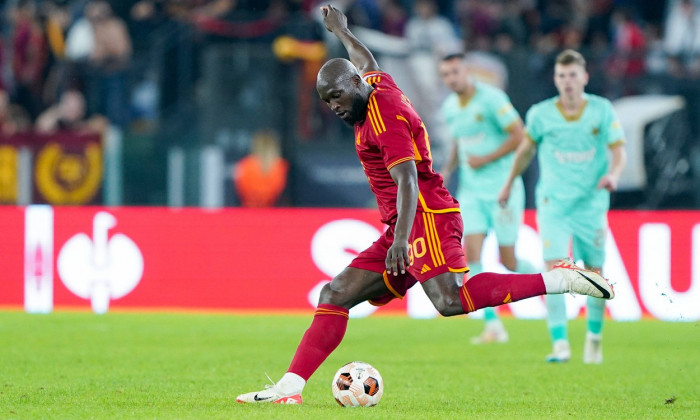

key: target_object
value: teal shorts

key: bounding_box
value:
[457,177,525,246]
[536,196,608,268]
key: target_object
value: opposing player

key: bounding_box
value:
[438,53,538,344]
[236,8,614,405]
[499,49,626,364]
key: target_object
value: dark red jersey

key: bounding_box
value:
[355,71,460,224]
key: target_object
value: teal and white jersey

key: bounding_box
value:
[441,81,521,199]
[526,93,625,210]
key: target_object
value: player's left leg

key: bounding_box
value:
[574,222,607,364]
[416,213,612,317]
[494,178,538,275]
[416,212,544,316]
[537,205,575,362]
[460,196,505,342]
[465,234,508,344]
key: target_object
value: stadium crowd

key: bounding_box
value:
[0,0,698,205]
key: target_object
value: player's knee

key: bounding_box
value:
[318,281,353,308]
[431,294,462,317]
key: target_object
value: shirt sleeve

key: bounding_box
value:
[603,100,626,147]
[488,89,521,131]
[524,106,541,143]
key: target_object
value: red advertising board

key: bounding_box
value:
[2,206,699,321]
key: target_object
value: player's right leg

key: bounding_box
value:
[465,234,507,344]
[461,197,507,343]
[236,267,390,404]
[572,221,607,364]
[537,206,574,362]
[494,178,538,275]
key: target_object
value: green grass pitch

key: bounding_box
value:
[0,312,697,419]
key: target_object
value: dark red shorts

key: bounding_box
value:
[349,212,468,306]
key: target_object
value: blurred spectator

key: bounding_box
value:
[608,7,646,78]
[0,90,32,136]
[10,0,49,119]
[40,1,72,106]
[664,0,700,79]
[86,1,132,128]
[405,0,461,57]
[344,0,383,30]
[66,1,132,128]
[35,88,107,134]
[233,129,288,207]
[644,23,667,76]
[379,0,408,36]
[64,3,94,62]
[403,0,461,155]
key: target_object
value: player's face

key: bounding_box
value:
[317,76,366,126]
[439,59,468,93]
[554,63,589,99]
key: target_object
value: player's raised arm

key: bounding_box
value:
[321,4,380,75]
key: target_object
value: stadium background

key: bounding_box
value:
[0,0,698,321]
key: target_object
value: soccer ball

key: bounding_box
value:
[331,361,383,407]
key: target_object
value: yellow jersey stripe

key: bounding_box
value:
[425,213,442,266]
[369,98,384,134]
[315,308,349,318]
[428,213,445,266]
[422,213,439,268]
[461,286,475,312]
[430,213,446,265]
[448,267,469,273]
[498,103,514,115]
[396,115,409,125]
[417,192,460,214]
[367,102,380,135]
[412,141,422,161]
[362,71,383,78]
[382,271,404,299]
[609,139,626,148]
[370,96,386,132]
[387,156,414,170]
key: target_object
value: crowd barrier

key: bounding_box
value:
[1,206,697,321]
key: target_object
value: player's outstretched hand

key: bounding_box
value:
[498,184,511,208]
[320,4,348,33]
[597,174,618,191]
[386,240,410,276]
[467,155,489,169]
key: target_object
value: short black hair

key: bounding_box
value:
[441,52,465,62]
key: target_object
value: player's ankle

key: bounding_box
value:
[541,270,566,294]
[277,372,306,395]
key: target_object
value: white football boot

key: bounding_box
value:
[552,259,614,299]
[236,384,302,405]
[545,339,571,363]
[470,320,509,344]
[583,332,603,364]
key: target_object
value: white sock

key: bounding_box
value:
[276,372,306,395]
[542,270,567,294]
[587,331,602,341]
